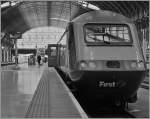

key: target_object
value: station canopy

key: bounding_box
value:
[1,1,92,48]
[1,1,149,48]
[1,1,92,34]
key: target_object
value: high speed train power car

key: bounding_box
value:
[51,10,147,108]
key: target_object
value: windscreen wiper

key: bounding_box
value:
[105,33,125,41]
[89,33,126,41]
[88,36,101,42]
[88,35,110,44]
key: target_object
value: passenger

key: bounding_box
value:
[37,55,41,66]
[33,55,36,65]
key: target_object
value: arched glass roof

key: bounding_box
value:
[1,1,149,49]
[17,27,66,49]
[1,1,92,34]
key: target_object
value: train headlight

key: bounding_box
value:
[89,62,96,69]
[130,62,137,69]
[80,61,88,68]
[130,61,145,70]
[137,62,145,69]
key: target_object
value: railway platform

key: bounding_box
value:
[1,63,87,118]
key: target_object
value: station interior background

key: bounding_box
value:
[1,1,149,118]
[1,1,149,72]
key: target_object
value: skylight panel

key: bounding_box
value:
[78,1,100,10]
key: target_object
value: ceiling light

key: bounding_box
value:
[1,2,10,8]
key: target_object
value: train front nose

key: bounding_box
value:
[78,70,145,101]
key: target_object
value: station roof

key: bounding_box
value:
[1,1,149,34]
[88,1,149,19]
[1,1,91,34]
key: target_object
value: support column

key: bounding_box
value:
[10,49,12,62]
[7,49,9,63]
[8,49,11,62]
[6,49,8,63]
[14,39,18,65]
[11,38,20,69]
[4,48,6,63]
[142,29,147,60]
[1,49,4,63]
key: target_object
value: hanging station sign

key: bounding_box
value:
[10,32,22,39]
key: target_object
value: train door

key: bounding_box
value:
[47,44,60,67]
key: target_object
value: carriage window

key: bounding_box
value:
[84,24,132,45]
[50,47,56,56]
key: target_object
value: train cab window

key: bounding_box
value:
[84,24,133,45]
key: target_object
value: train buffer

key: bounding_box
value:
[25,67,87,118]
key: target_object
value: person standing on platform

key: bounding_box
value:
[37,55,41,66]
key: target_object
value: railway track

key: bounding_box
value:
[141,80,149,89]
[141,84,149,90]
[120,109,136,118]
[86,107,136,118]
[143,80,149,84]
[72,89,136,118]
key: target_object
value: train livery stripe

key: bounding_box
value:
[53,68,88,119]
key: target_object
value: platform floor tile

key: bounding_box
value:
[1,63,44,117]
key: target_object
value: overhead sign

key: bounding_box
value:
[10,32,22,39]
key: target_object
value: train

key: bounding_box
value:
[48,10,147,108]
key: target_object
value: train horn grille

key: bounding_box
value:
[106,61,120,68]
